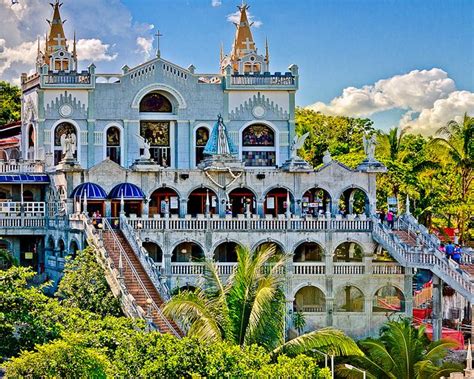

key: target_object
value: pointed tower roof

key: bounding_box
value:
[46,0,67,55]
[230,3,256,60]
[203,115,237,156]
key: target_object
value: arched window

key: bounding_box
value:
[27,125,35,160]
[140,121,171,167]
[106,127,121,165]
[54,122,76,165]
[195,127,209,166]
[242,124,276,167]
[139,92,172,112]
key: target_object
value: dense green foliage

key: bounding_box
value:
[336,318,462,379]
[0,253,333,378]
[164,245,363,357]
[0,81,21,126]
[296,108,473,243]
[56,247,122,316]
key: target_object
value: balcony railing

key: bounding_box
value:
[128,217,372,232]
[333,263,365,275]
[0,202,45,217]
[372,262,404,275]
[43,73,91,85]
[230,74,295,86]
[0,160,45,173]
[0,217,45,228]
[293,262,326,275]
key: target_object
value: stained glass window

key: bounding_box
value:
[139,92,172,112]
[242,124,274,146]
[241,124,276,167]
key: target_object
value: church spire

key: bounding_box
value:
[230,3,256,61]
[46,0,67,56]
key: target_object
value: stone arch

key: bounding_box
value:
[251,239,285,254]
[58,239,66,257]
[131,83,187,110]
[301,186,333,217]
[228,186,258,216]
[187,186,219,216]
[69,239,80,258]
[148,186,181,216]
[333,241,364,262]
[171,241,205,262]
[262,186,295,216]
[212,240,243,262]
[143,241,163,263]
[334,285,365,312]
[46,235,55,250]
[294,285,326,312]
[337,185,370,216]
[373,285,405,313]
[238,120,280,167]
[293,241,325,262]
[26,123,36,160]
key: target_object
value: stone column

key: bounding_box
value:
[105,200,112,218]
[142,201,149,218]
[179,198,188,218]
[365,296,373,336]
[257,199,265,218]
[432,275,443,341]
[404,267,414,318]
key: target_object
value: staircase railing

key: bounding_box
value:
[101,218,180,337]
[80,214,144,320]
[372,217,473,302]
[398,213,441,251]
[120,214,171,301]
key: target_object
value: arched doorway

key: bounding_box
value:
[335,286,364,312]
[373,286,405,313]
[187,187,217,216]
[339,188,369,216]
[294,286,326,312]
[58,239,66,258]
[229,187,255,216]
[143,242,163,263]
[172,242,205,262]
[293,242,323,262]
[149,187,179,216]
[109,183,145,217]
[213,242,240,262]
[302,188,331,217]
[264,188,294,216]
[54,122,77,165]
[333,242,363,262]
[70,240,79,259]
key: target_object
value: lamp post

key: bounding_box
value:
[345,364,366,379]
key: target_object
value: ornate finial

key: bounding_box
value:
[265,37,270,63]
[220,42,224,62]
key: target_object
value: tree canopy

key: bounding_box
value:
[0,81,21,126]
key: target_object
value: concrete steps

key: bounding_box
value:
[102,232,182,336]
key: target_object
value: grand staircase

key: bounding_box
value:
[372,214,474,303]
[81,215,181,336]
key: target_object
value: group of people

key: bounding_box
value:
[379,209,395,228]
[91,211,103,228]
[440,242,463,264]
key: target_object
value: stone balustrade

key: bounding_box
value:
[128,216,372,232]
[0,160,45,173]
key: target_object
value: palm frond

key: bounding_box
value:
[359,339,396,373]
[423,339,459,362]
[273,327,363,357]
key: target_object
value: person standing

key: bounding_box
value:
[445,241,455,260]
[386,210,394,229]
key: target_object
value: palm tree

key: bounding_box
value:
[336,318,461,379]
[164,245,363,358]
[431,113,473,240]
[385,126,410,162]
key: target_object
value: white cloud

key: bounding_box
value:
[306,68,473,135]
[136,36,154,60]
[227,9,262,28]
[76,38,117,62]
[0,39,37,76]
[212,0,222,7]
[400,91,474,134]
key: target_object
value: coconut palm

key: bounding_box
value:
[336,318,461,379]
[164,245,363,357]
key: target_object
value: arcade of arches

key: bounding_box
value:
[187,188,217,216]
[229,187,255,216]
[334,242,363,262]
[149,187,179,216]
[264,188,294,216]
[293,242,323,262]
[143,242,163,263]
[339,188,369,216]
[302,188,331,217]
[172,242,204,262]
[213,242,239,262]
[294,286,326,313]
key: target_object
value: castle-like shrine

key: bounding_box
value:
[2,1,472,339]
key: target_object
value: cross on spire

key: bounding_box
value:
[155,30,163,58]
[53,33,66,46]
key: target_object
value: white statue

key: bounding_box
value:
[60,133,76,160]
[322,149,332,164]
[136,134,151,160]
[290,132,310,159]
[363,134,377,161]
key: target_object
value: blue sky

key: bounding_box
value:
[1,0,473,133]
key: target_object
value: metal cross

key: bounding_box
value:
[155,30,163,58]
[53,33,65,46]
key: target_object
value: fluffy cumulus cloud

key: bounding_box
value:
[136,37,154,60]
[0,0,155,82]
[227,9,262,28]
[307,68,473,135]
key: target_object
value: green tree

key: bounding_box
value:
[336,318,461,379]
[0,81,21,126]
[164,245,362,357]
[56,247,122,316]
[0,248,18,270]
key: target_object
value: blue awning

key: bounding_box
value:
[70,182,107,200]
[108,183,145,200]
[0,174,50,184]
